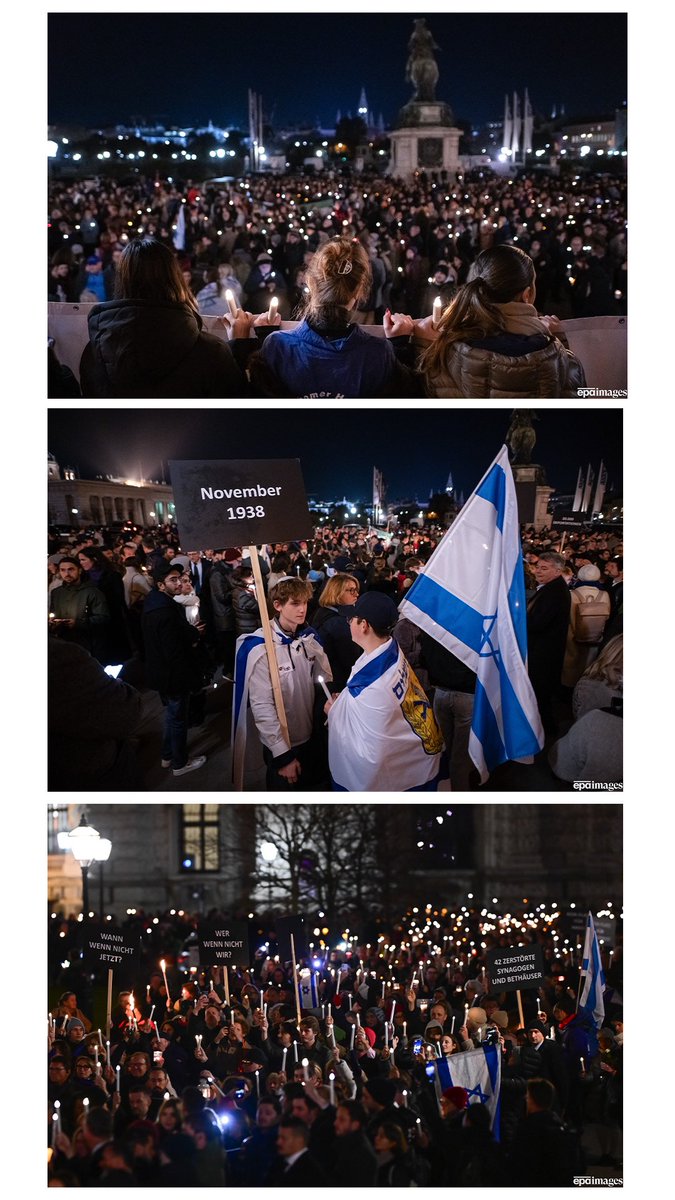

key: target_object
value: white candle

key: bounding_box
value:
[402,1089,408,1107]
[83,1097,90,1111]
[317,675,333,703]
[146,984,151,1002]
[116,1065,121,1093]
[302,1058,309,1081]
[160,959,171,1003]
[293,1042,298,1063]
[225,289,238,318]
[355,1012,361,1027]
[549,1026,555,1040]
[196,1034,202,1050]
[536,995,541,1013]
[347,995,352,1010]
[49,1011,53,1033]
[98,1028,103,1047]
[381,981,385,1000]
[255,1069,261,1097]
[328,1003,332,1018]
[390,1001,396,1024]
[281,1047,288,1073]
[51,1112,59,1147]
[478,1027,483,1042]
[451,1016,456,1034]
[321,1004,325,1019]
[433,294,443,326]
[350,1025,355,1050]
[464,1003,469,1026]
[403,1021,407,1038]
[384,1022,389,1049]
[263,1002,268,1019]
[106,1039,111,1067]
[329,1072,336,1106]
[149,1005,155,1025]
[267,295,278,323]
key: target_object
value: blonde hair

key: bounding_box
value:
[318,573,360,607]
[582,634,623,689]
[303,238,371,329]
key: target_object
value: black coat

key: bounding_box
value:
[267,1150,330,1185]
[519,1040,569,1109]
[79,299,251,398]
[311,604,360,691]
[329,1129,378,1185]
[526,575,571,694]
[141,589,203,697]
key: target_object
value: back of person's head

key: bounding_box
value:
[583,633,623,689]
[376,1121,408,1156]
[303,237,371,330]
[271,553,292,573]
[338,1099,367,1127]
[464,1102,491,1133]
[115,237,197,312]
[187,1111,221,1142]
[85,1106,113,1141]
[422,244,536,370]
[180,1085,206,1115]
[527,1077,555,1112]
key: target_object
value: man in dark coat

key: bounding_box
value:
[267,1116,330,1184]
[50,556,110,662]
[519,1022,569,1112]
[507,1079,582,1186]
[526,552,571,733]
[141,560,207,776]
[330,1100,378,1184]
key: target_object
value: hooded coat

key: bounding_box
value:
[79,299,249,398]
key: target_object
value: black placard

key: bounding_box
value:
[561,912,616,947]
[198,919,250,967]
[275,916,307,963]
[487,944,545,992]
[82,927,141,974]
[169,458,312,549]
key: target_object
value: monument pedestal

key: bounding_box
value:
[390,100,460,177]
[512,464,553,530]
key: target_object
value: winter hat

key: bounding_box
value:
[577,564,602,582]
[442,1086,468,1110]
[424,1020,444,1036]
[491,1010,509,1029]
[152,559,184,581]
[467,1007,487,1026]
[68,1018,85,1030]
[361,1027,376,1048]
[363,1077,397,1107]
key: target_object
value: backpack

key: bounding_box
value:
[570,590,609,644]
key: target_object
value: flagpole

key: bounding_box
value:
[290,933,302,1028]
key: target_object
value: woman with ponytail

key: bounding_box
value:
[392,244,586,398]
[249,237,423,398]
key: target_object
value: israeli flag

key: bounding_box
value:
[435,1045,501,1137]
[298,970,320,1010]
[578,911,605,1030]
[231,633,265,787]
[327,639,443,791]
[399,445,544,782]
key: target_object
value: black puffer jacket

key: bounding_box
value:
[79,299,251,398]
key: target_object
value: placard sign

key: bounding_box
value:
[198,920,249,967]
[487,944,545,992]
[82,927,141,978]
[562,912,616,947]
[169,458,312,549]
[275,916,307,963]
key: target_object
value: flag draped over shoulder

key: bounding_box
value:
[435,1046,501,1137]
[399,445,544,782]
[578,911,605,1029]
[327,638,443,791]
[231,633,265,784]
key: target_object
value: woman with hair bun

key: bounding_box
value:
[250,237,423,398]
[395,244,586,398]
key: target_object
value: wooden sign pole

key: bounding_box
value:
[234,547,290,790]
[290,932,302,1028]
[516,989,525,1029]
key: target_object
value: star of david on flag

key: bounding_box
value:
[399,444,544,781]
[435,1045,501,1138]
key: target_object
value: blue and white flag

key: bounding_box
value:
[298,970,320,1010]
[173,202,186,251]
[578,911,605,1030]
[327,638,443,791]
[435,1045,501,1137]
[399,445,544,782]
[231,633,266,788]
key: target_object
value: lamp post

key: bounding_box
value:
[260,841,278,912]
[58,814,112,917]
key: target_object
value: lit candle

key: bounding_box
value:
[350,1025,355,1050]
[317,675,333,703]
[321,1004,325,1019]
[432,296,442,328]
[149,1005,155,1026]
[329,1072,336,1106]
[281,1047,288,1074]
[580,1056,586,1074]
[225,289,238,318]
[390,1001,396,1024]
[116,1065,121,1093]
[83,1097,90,1112]
[327,1003,332,1019]
[464,1003,469,1027]
[255,1068,261,1097]
[160,959,171,1004]
[384,1022,389,1049]
[146,985,151,1002]
[403,1021,407,1039]
[267,295,278,323]
[106,1040,111,1067]
[302,1058,309,1082]
[536,995,541,1013]
[355,1012,361,1027]
[196,1034,202,1051]
[347,995,352,1011]
[97,1028,103,1047]
[451,1016,456,1035]
[549,1026,555,1040]
[381,981,385,1000]
[402,1089,408,1108]
[478,1027,483,1042]
[48,1012,53,1034]
[293,1042,299,1063]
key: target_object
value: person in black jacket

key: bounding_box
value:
[420,628,477,791]
[526,552,571,734]
[330,1100,378,1185]
[78,236,256,399]
[267,1116,330,1184]
[141,560,207,777]
[311,574,361,691]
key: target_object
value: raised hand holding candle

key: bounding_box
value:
[160,959,171,1004]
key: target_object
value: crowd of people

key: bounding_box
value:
[48,518,623,791]
[48,167,626,398]
[47,902,623,1186]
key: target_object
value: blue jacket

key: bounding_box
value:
[257,319,400,398]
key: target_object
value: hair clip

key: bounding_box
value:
[337,260,353,275]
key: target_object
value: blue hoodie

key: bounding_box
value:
[259,319,397,398]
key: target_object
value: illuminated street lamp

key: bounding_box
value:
[260,841,278,911]
[58,814,112,917]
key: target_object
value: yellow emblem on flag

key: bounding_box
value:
[400,663,444,755]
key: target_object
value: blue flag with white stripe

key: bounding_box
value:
[399,445,544,781]
[435,1045,501,1137]
[578,911,605,1030]
[298,969,320,1010]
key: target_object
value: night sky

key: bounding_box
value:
[48,408,622,502]
[48,12,627,131]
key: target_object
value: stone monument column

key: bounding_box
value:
[505,410,554,530]
[389,19,462,177]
